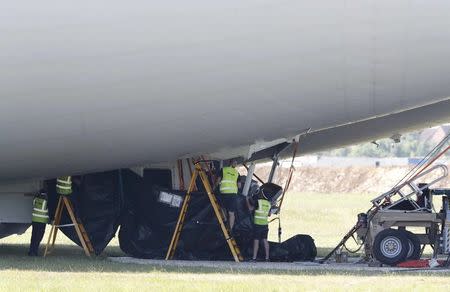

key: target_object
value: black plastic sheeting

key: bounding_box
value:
[0,223,30,240]
[47,171,124,255]
[119,186,316,261]
[47,169,316,261]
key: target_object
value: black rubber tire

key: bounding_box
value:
[404,230,421,261]
[373,229,409,266]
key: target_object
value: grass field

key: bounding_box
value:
[1,192,449,291]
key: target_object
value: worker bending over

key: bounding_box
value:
[247,191,271,262]
[217,159,241,231]
[29,191,49,256]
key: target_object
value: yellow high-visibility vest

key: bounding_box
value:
[32,197,49,224]
[220,167,239,194]
[57,176,72,195]
[254,199,271,226]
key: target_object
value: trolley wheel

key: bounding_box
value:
[404,231,421,260]
[373,229,408,266]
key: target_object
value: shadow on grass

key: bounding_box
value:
[0,243,448,277]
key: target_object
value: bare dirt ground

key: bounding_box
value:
[254,165,450,194]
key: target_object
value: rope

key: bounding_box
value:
[242,163,264,184]
[266,140,299,243]
[188,158,198,191]
[177,160,185,191]
[55,223,76,228]
[277,140,299,212]
[343,227,369,254]
[415,144,450,177]
[200,155,215,185]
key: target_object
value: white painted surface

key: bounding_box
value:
[0,1,450,180]
[0,194,33,223]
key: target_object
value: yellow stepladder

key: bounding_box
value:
[44,195,94,257]
[166,161,243,262]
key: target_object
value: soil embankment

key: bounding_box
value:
[253,165,450,194]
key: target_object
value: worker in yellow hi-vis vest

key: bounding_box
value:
[247,191,271,262]
[56,176,72,195]
[29,191,49,256]
[216,159,241,231]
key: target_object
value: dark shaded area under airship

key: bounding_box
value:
[46,169,317,262]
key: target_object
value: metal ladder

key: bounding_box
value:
[165,162,243,262]
[371,164,448,211]
[44,196,94,257]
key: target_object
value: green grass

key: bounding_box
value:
[1,192,449,291]
[268,192,373,252]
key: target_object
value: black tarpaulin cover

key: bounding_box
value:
[47,171,124,255]
[47,169,317,261]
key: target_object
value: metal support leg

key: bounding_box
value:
[268,155,279,183]
[242,162,256,196]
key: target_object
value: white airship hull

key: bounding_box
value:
[1,1,450,181]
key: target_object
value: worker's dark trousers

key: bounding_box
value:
[29,222,46,255]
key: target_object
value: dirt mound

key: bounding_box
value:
[254,165,450,194]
